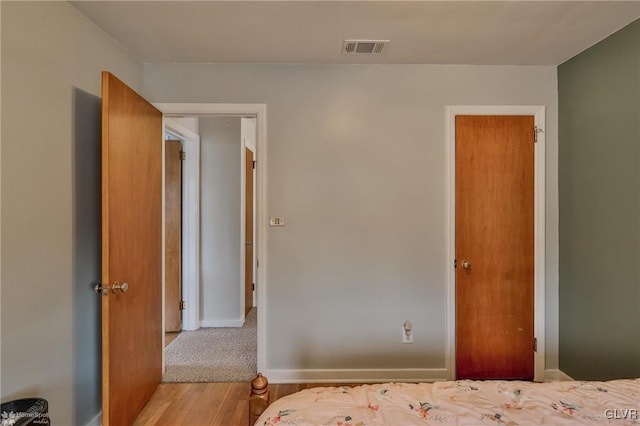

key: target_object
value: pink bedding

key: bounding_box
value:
[256,378,640,425]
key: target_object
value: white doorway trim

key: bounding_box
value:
[156,103,267,376]
[164,118,201,332]
[445,105,546,382]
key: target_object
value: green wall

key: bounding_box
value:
[559,19,640,380]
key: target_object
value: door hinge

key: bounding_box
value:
[534,126,543,143]
[252,283,255,291]
[534,337,537,352]
[454,259,457,268]
[179,300,186,310]
[252,160,257,169]
[256,259,259,268]
[180,151,186,160]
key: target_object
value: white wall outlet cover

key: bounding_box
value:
[402,326,413,344]
[269,216,285,226]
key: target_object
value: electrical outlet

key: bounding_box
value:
[402,323,413,344]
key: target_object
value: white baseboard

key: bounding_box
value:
[264,369,575,384]
[544,369,574,382]
[264,368,450,384]
[200,318,245,328]
[85,411,102,426]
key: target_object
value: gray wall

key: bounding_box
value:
[143,63,560,375]
[1,2,142,424]
[199,117,243,324]
[72,88,102,425]
[558,19,640,380]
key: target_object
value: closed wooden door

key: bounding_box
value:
[245,148,255,316]
[455,115,535,380]
[101,71,163,425]
[165,140,183,332]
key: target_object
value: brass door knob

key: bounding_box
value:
[95,282,129,295]
[112,282,129,293]
[461,260,471,270]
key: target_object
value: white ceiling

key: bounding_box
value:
[70,1,640,65]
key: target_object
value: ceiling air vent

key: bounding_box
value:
[343,39,389,55]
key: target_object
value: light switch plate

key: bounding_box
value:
[269,216,285,226]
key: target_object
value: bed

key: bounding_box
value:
[249,374,640,425]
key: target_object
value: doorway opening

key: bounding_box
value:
[158,104,267,381]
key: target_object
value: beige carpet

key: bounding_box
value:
[163,309,257,382]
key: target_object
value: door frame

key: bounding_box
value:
[163,118,200,333]
[242,118,258,309]
[156,103,267,376]
[243,143,257,316]
[446,105,546,382]
[164,138,184,333]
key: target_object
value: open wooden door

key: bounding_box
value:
[101,71,163,425]
[165,140,183,332]
[455,115,535,380]
[245,148,255,316]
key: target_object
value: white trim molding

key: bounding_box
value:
[544,369,574,382]
[200,318,245,328]
[155,103,268,376]
[83,411,102,426]
[266,368,450,384]
[446,105,546,382]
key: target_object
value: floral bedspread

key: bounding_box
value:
[255,378,640,425]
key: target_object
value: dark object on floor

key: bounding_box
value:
[0,398,50,425]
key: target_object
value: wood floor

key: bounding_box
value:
[134,382,365,426]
